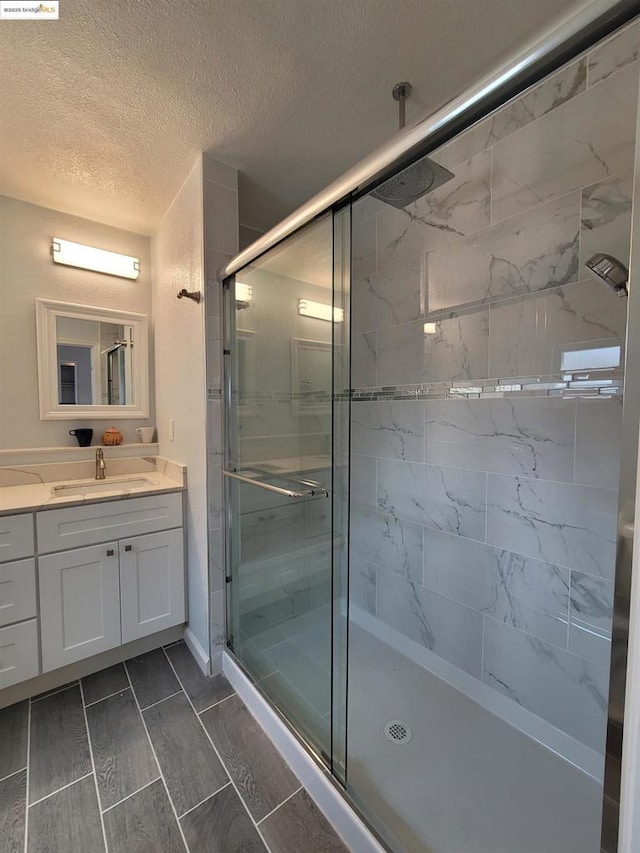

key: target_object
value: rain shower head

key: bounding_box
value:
[371,80,456,209]
[585,253,629,297]
[370,157,455,209]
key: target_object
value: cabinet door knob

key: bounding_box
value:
[106,549,114,557]
[124,544,133,552]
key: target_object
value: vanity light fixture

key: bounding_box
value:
[236,282,253,304]
[298,299,344,323]
[423,322,437,334]
[52,238,140,280]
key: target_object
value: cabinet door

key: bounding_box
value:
[120,529,185,643]
[39,543,121,672]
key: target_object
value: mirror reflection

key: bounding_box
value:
[55,317,135,406]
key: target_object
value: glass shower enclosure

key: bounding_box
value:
[222,9,640,852]
[223,210,350,774]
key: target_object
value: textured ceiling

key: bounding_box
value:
[0,0,582,236]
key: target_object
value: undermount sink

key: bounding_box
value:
[51,476,157,498]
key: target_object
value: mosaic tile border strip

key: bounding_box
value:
[224,370,624,405]
[350,372,623,401]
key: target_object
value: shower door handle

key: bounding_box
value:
[222,469,329,499]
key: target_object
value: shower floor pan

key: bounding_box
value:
[346,621,603,853]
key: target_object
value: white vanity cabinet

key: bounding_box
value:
[0,515,39,689]
[36,494,185,673]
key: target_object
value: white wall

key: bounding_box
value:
[0,196,154,449]
[152,157,219,667]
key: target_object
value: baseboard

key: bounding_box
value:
[184,626,210,676]
[223,651,386,853]
[0,624,184,709]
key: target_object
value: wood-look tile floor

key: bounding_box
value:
[0,641,348,853]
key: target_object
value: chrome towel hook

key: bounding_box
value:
[176,289,201,303]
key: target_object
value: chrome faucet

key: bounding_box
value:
[95,448,106,480]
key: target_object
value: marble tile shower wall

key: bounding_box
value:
[203,155,240,672]
[349,22,640,754]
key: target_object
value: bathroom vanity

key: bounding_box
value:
[0,461,186,692]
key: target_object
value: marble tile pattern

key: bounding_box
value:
[482,618,609,753]
[579,172,633,274]
[351,331,377,388]
[376,568,484,678]
[204,163,238,673]
[376,309,490,386]
[376,151,491,270]
[349,38,637,753]
[568,570,615,670]
[424,397,575,481]
[377,458,486,541]
[350,557,377,616]
[588,19,640,87]
[350,505,423,584]
[491,62,638,224]
[426,192,580,312]
[352,401,424,462]
[486,475,618,580]
[488,278,626,379]
[431,59,587,170]
[574,397,622,491]
[422,528,570,649]
[353,258,423,334]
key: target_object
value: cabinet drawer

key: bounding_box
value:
[0,513,34,563]
[36,492,183,554]
[0,619,39,689]
[0,558,37,627]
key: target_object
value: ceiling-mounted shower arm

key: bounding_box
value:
[392,81,413,130]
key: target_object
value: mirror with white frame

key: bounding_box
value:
[291,337,332,415]
[36,299,149,419]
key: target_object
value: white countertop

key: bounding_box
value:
[0,456,185,516]
[0,474,184,516]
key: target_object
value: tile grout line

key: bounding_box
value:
[78,680,110,853]
[0,766,27,785]
[122,660,190,853]
[101,776,162,815]
[177,780,231,821]
[28,772,94,808]
[196,691,236,716]
[23,699,31,853]
[138,690,183,713]
[256,784,303,826]
[161,646,275,853]
[84,686,131,708]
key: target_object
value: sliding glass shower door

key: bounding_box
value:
[223,212,349,769]
[220,16,639,853]
[346,21,638,853]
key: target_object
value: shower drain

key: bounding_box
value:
[383,719,412,744]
